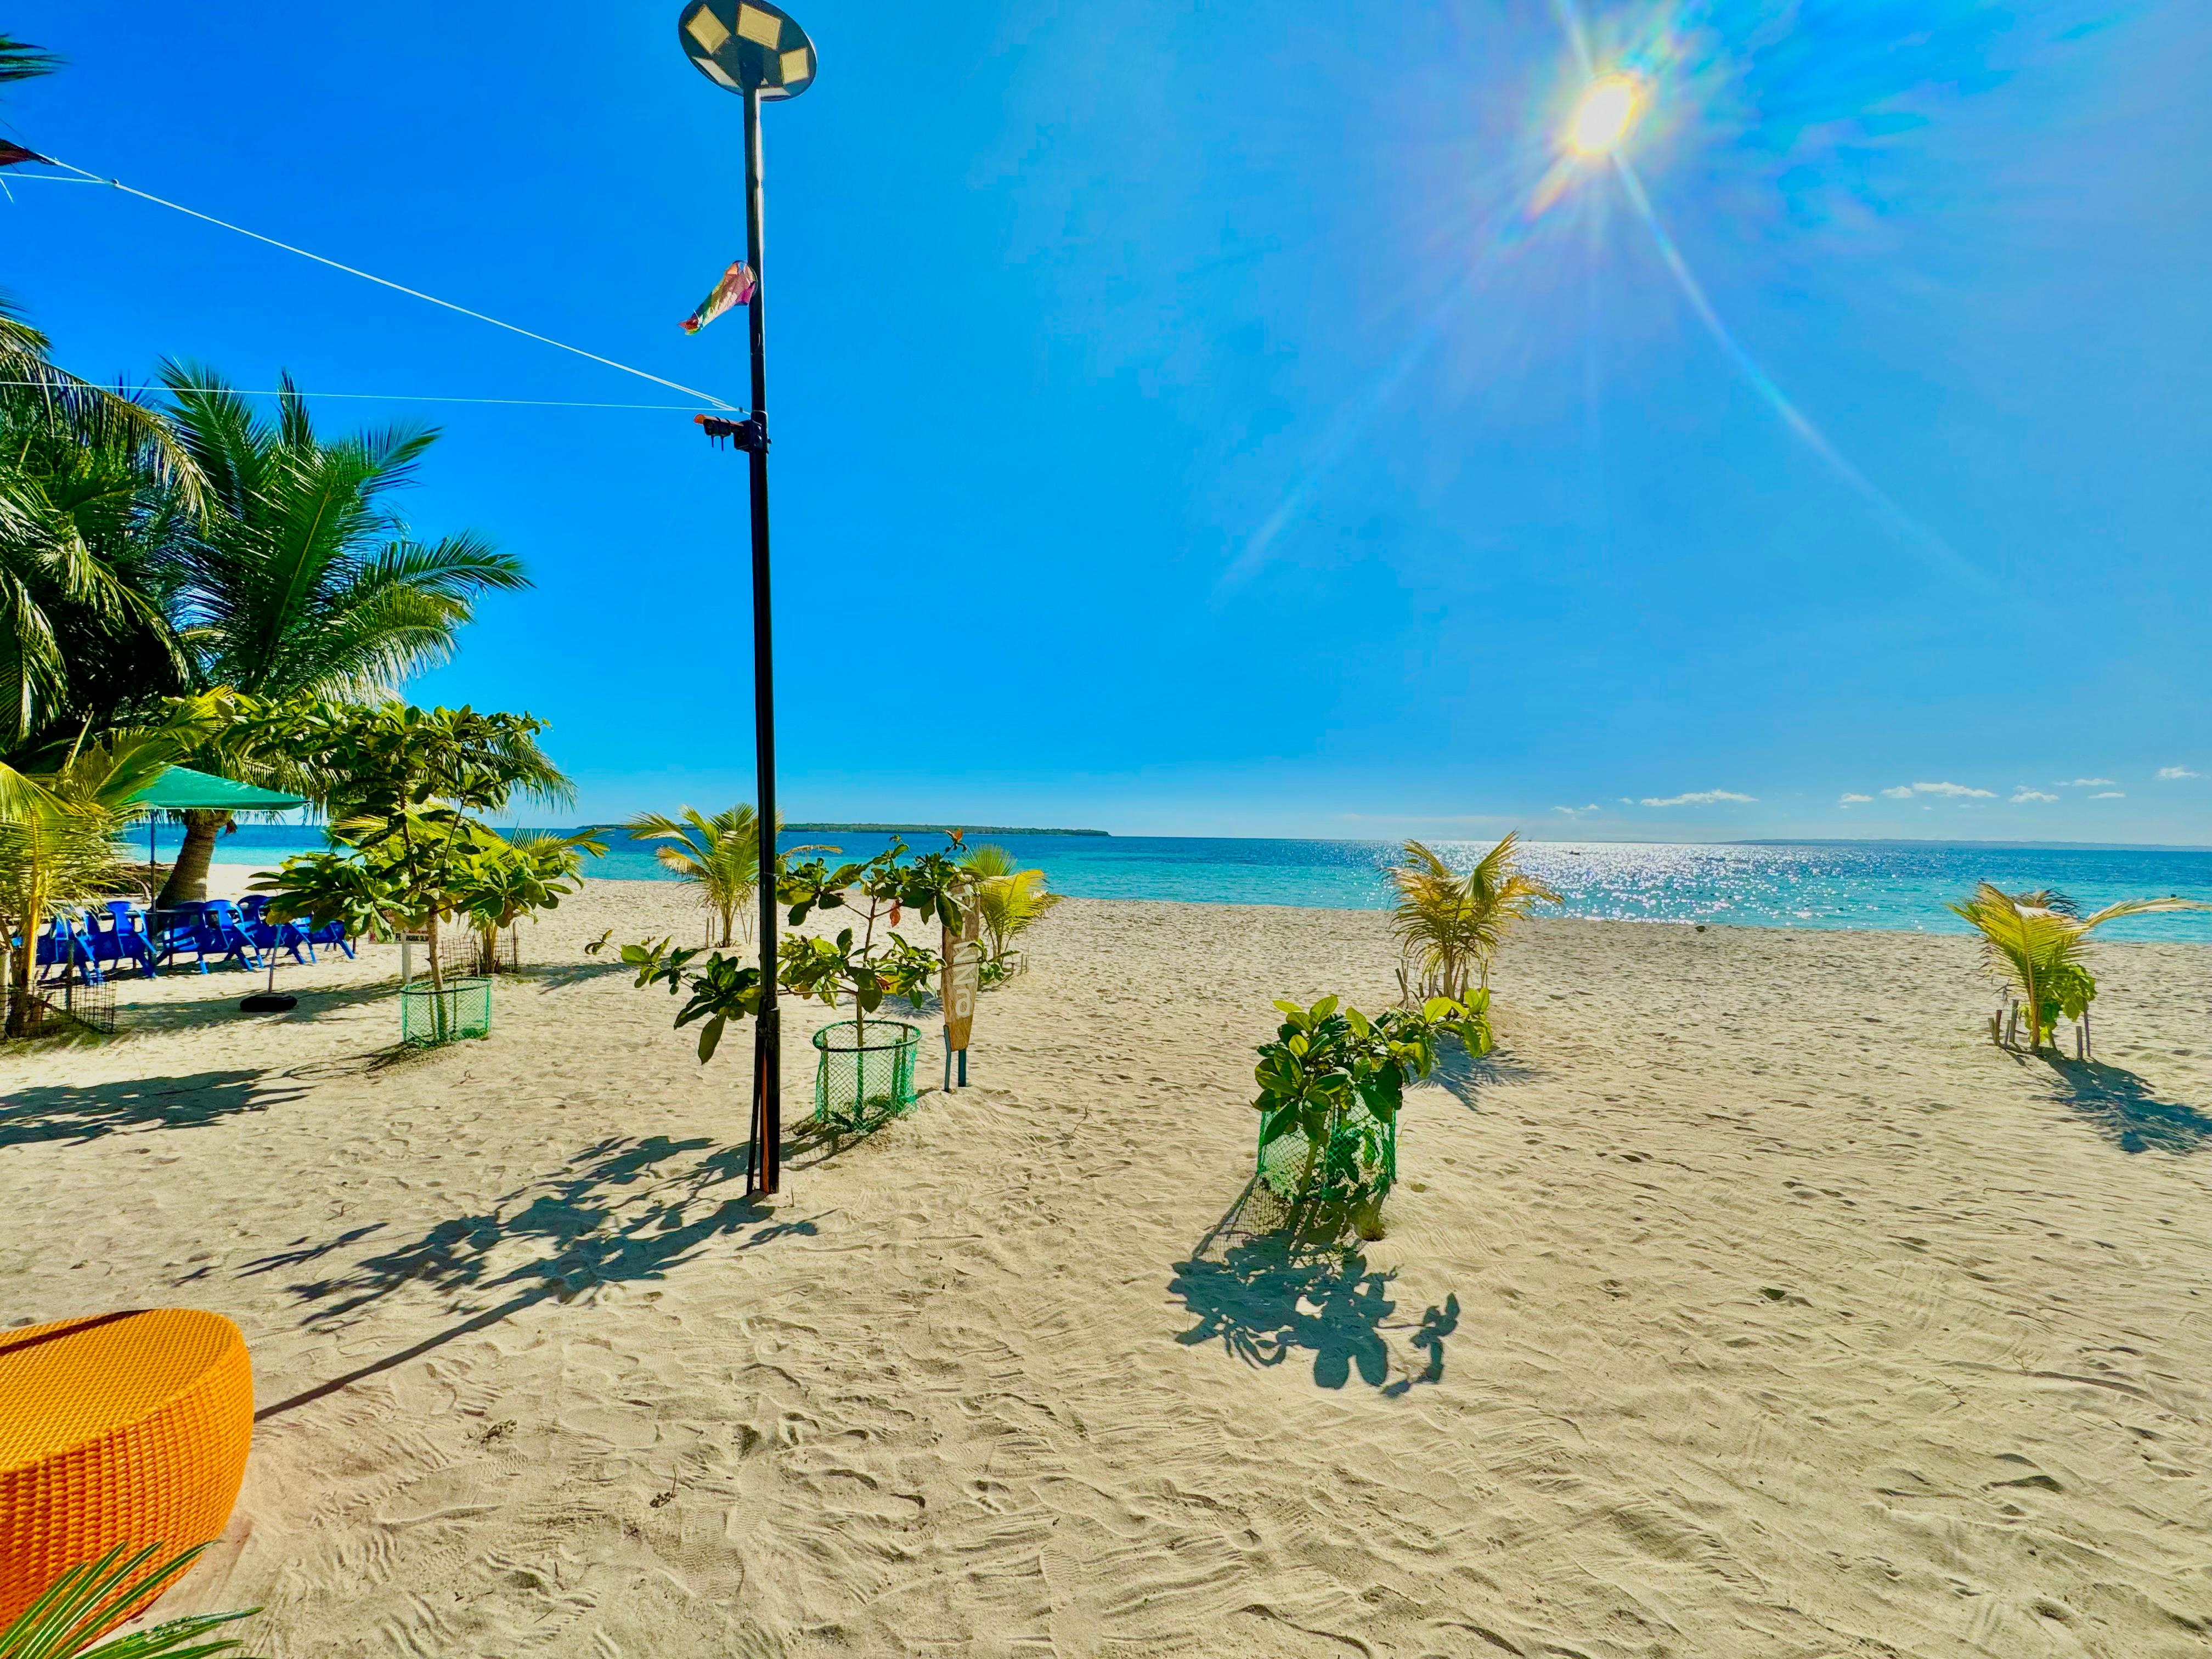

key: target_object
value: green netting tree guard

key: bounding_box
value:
[1256,1097,1398,1204]
[1250,995,1492,1223]
[812,1019,919,1131]
[400,975,492,1045]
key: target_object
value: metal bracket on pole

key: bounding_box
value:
[695,413,769,452]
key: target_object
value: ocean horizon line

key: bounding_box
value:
[194,826,2212,940]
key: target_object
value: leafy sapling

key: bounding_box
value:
[1251,992,1492,1223]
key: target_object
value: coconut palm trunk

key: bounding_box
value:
[155,809,229,906]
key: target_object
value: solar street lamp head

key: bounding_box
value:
[679,1,817,99]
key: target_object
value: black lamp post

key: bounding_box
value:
[678,0,817,1197]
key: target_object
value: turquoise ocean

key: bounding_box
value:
[195,827,2212,943]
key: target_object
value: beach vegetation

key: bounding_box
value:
[623,805,780,947]
[251,701,572,1030]
[452,827,604,974]
[146,368,528,904]
[0,723,184,1036]
[623,840,973,1062]
[0,1541,262,1659]
[958,842,1063,978]
[1252,992,1492,1228]
[1950,883,2211,1054]
[0,348,200,770]
[1388,833,1559,1002]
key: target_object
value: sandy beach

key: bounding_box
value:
[7,876,2212,1658]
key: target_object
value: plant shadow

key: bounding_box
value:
[251,1133,820,1420]
[783,1093,923,1169]
[1425,1037,1544,1110]
[0,1069,307,1147]
[119,978,403,1036]
[1168,1180,1458,1395]
[2046,1059,2212,1154]
[523,959,637,993]
[272,1133,802,1329]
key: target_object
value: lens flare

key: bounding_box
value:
[1568,73,1641,155]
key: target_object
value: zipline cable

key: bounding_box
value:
[20,160,741,411]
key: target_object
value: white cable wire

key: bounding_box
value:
[24,157,742,410]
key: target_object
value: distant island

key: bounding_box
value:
[783,823,1109,837]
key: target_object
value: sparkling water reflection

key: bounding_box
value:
[206,828,2212,941]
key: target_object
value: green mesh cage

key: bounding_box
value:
[400,976,492,1045]
[1257,1101,1397,1204]
[812,1019,920,1131]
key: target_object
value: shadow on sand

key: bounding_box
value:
[1425,1039,1543,1109]
[250,1132,819,1420]
[2046,1059,2212,1154]
[1169,1180,1459,1395]
[0,1069,308,1147]
[116,977,404,1037]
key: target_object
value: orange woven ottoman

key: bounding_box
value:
[0,1309,253,1632]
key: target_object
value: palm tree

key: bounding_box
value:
[1,724,180,1035]
[958,842,1063,966]
[151,365,529,904]
[1389,833,1560,1002]
[1949,883,2209,1055]
[0,369,197,763]
[625,805,767,946]
[2,32,202,760]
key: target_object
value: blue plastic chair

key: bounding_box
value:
[35,912,101,986]
[197,900,264,970]
[304,915,356,960]
[87,903,160,980]
[152,901,212,973]
[239,894,312,964]
[155,900,261,972]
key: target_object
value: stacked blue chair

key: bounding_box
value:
[154,900,262,973]
[304,914,355,959]
[239,895,312,964]
[87,903,160,980]
[35,913,100,985]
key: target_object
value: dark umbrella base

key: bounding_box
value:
[240,994,298,1013]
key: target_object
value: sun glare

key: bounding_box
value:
[1568,73,1642,157]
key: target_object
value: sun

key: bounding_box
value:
[1568,72,1643,157]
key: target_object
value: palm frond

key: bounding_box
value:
[1388,832,1559,1000]
[0,33,61,85]
[627,804,762,946]
[1950,882,2209,1051]
[963,848,1062,962]
[0,1542,262,1659]
[2077,894,2212,930]
[158,365,518,704]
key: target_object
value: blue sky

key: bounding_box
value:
[6,1,2209,841]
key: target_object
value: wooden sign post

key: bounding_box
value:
[941,905,983,1090]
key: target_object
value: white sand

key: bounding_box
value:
[6,877,2212,1657]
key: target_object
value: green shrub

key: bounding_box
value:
[1252,992,1491,1207]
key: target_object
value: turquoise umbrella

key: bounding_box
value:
[126,766,307,866]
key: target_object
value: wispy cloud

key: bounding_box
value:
[2158,765,2199,781]
[1638,790,1756,808]
[2010,789,2058,804]
[2091,791,2125,799]
[2056,778,2115,788]
[1551,804,1601,818]
[1881,781,1996,800]
[1838,792,1872,805]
